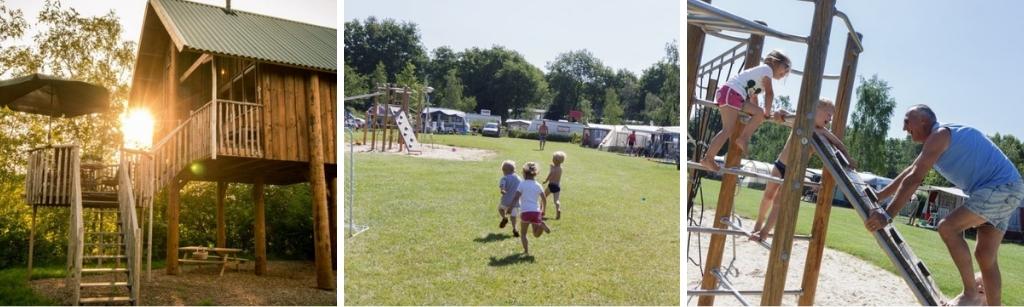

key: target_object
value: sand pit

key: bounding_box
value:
[686,211,919,305]
[349,143,495,161]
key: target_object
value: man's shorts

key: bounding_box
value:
[963,181,1024,231]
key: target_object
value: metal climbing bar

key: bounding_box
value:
[835,10,864,52]
[712,268,752,306]
[687,0,808,44]
[688,226,812,241]
[792,68,841,80]
[721,218,771,250]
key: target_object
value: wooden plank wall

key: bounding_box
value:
[260,64,337,164]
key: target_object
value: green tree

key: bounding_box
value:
[343,64,367,98]
[602,88,623,124]
[343,17,427,79]
[427,46,459,88]
[578,98,593,124]
[545,50,613,120]
[369,61,388,90]
[459,46,548,118]
[0,0,135,269]
[846,75,897,176]
[437,69,475,112]
[395,61,425,115]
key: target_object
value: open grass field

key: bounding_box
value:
[344,134,680,305]
[689,179,1024,305]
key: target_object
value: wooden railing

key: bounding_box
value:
[150,99,264,188]
[26,146,79,206]
[216,100,263,158]
[152,100,214,189]
[117,150,144,304]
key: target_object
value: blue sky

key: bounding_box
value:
[344,0,680,75]
[695,0,1024,139]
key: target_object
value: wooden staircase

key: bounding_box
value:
[65,151,149,306]
[76,208,133,305]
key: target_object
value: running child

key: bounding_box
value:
[512,162,551,255]
[498,160,521,237]
[542,151,566,220]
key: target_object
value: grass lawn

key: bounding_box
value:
[344,134,680,305]
[0,260,168,305]
[690,179,1024,305]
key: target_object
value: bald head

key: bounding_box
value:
[907,104,937,126]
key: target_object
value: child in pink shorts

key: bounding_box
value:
[512,162,551,255]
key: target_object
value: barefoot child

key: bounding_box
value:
[513,162,551,254]
[498,160,521,237]
[751,98,856,241]
[699,50,791,172]
[542,151,566,220]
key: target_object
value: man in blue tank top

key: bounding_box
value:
[865,104,1024,306]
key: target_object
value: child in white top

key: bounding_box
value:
[512,162,550,255]
[699,50,791,172]
[498,160,521,237]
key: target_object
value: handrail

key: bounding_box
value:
[151,100,214,151]
[835,10,864,53]
[687,0,809,44]
[118,151,142,304]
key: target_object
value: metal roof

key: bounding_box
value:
[151,0,336,72]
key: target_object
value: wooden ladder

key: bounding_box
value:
[76,207,134,305]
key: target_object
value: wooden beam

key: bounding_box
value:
[27,205,36,281]
[686,0,709,118]
[178,53,212,83]
[216,181,227,248]
[254,178,266,275]
[166,179,181,275]
[697,20,764,306]
[762,1,836,305]
[329,176,337,270]
[307,73,335,290]
[798,31,862,306]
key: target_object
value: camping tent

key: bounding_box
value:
[421,107,468,134]
[597,125,657,153]
[583,123,614,148]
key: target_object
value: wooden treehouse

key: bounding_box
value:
[128,0,338,289]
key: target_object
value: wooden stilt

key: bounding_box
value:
[216,181,227,248]
[697,21,765,306]
[762,1,836,305]
[166,179,181,275]
[798,31,861,306]
[686,0,709,118]
[307,73,335,290]
[254,178,267,275]
[27,205,37,281]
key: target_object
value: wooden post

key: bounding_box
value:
[686,0,710,118]
[370,90,378,151]
[166,179,181,275]
[216,181,227,248]
[254,178,267,275]
[697,22,765,306]
[384,88,392,151]
[27,205,36,280]
[329,176,338,270]
[762,1,835,305]
[307,73,336,290]
[798,31,861,306]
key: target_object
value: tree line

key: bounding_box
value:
[344,16,680,126]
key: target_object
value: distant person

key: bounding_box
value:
[538,121,549,150]
[864,104,1024,306]
[512,162,551,255]
[542,151,566,220]
[627,131,637,156]
[699,50,791,172]
[750,98,856,242]
[582,130,591,147]
[497,160,521,237]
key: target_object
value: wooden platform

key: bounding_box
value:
[172,156,337,185]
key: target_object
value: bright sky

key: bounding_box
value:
[696,0,1024,139]
[343,0,680,75]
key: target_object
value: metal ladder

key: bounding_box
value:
[810,131,944,305]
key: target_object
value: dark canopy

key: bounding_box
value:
[0,73,110,117]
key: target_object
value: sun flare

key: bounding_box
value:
[121,108,154,150]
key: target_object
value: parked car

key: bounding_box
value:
[481,122,501,137]
[344,117,365,128]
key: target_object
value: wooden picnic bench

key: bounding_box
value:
[177,246,250,276]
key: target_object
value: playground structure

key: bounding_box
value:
[346,85,423,154]
[128,0,338,290]
[683,0,915,305]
